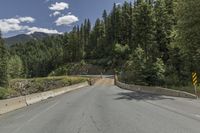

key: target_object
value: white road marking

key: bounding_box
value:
[28,101,59,122]
[194,114,200,118]
[15,114,25,120]
[147,101,200,120]
[12,101,60,133]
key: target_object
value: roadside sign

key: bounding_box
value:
[192,72,198,98]
[192,72,198,86]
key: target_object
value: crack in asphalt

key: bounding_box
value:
[145,101,200,122]
[77,127,82,133]
[90,115,102,132]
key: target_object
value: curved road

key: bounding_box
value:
[0,78,200,133]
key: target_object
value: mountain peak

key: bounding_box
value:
[4,32,58,47]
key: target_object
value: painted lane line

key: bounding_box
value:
[28,101,60,122]
[12,101,60,133]
[194,114,200,118]
[15,114,25,120]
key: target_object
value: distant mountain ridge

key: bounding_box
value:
[4,32,58,47]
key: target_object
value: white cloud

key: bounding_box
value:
[49,2,69,11]
[0,17,35,33]
[116,3,121,6]
[4,18,20,24]
[0,20,22,33]
[0,16,61,35]
[18,17,35,23]
[53,11,61,16]
[26,27,62,34]
[55,15,79,26]
[50,11,61,17]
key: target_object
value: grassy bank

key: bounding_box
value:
[168,85,200,96]
[0,76,88,99]
[118,75,200,96]
[0,87,18,99]
[49,63,105,76]
[49,62,114,76]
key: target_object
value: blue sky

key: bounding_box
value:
[0,0,131,37]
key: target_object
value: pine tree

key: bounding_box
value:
[121,2,133,46]
[89,18,105,59]
[154,0,169,62]
[7,55,24,79]
[133,0,155,61]
[103,10,113,58]
[0,32,8,87]
[175,0,200,73]
[68,26,81,62]
[108,3,122,46]
[84,19,91,59]
[102,10,107,24]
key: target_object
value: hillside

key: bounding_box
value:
[4,32,57,47]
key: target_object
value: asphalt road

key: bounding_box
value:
[0,78,200,133]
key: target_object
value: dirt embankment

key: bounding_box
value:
[49,63,115,76]
[5,76,88,98]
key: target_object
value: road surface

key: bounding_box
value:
[0,78,200,133]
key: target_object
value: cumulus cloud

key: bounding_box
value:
[26,27,62,34]
[0,20,22,33]
[53,11,61,16]
[116,3,121,6]
[18,17,35,23]
[45,0,50,3]
[50,11,61,17]
[0,16,61,35]
[49,2,69,11]
[55,15,79,26]
[0,17,35,33]
[3,18,20,24]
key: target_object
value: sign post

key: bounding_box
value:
[192,72,198,98]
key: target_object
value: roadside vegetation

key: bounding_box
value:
[0,87,17,100]
[49,61,114,76]
[0,0,200,95]
[0,76,88,99]
[169,86,200,96]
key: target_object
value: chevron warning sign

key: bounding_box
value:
[192,72,198,86]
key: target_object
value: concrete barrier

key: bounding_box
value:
[67,82,89,91]
[88,78,98,85]
[0,81,90,115]
[41,91,55,100]
[26,93,43,105]
[0,96,27,115]
[52,88,66,97]
[116,81,197,99]
[52,82,89,96]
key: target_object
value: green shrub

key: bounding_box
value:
[49,63,104,76]
[49,66,69,76]
[7,55,24,79]
[0,87,8,99]
[144,58,166,86]
[9,76,88,96]
[0,88,17,99]
[122,47,166,86]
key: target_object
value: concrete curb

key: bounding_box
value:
[0,82,89,115]
[26,93,43,105]
[53,88,66,97]
[0,96,27,114]
[41,91,55,100]
[116,80,197,99]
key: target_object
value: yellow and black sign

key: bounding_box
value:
[192,72,198,86]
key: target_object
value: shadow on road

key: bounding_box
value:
[114,91,175,101]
